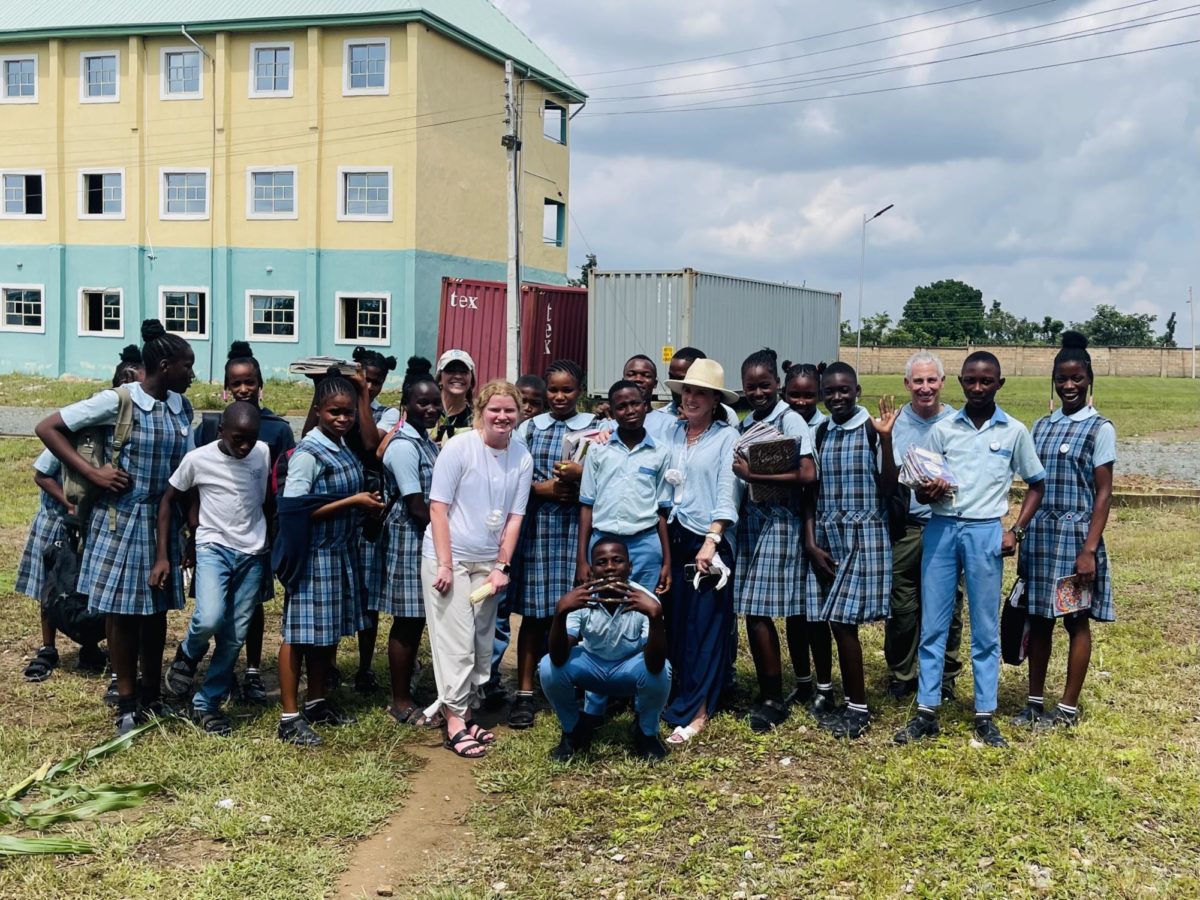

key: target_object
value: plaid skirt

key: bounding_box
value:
[371,507,425,619]
[359,532,386,613]
[806,511,892,624]
[1021,510,1114,621]
[15,507,68,601]
[281,544,367,646]
[734,503,804,617]
[81,501,185,616]
[515,500,579,619]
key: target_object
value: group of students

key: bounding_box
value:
[17,321,1114,759]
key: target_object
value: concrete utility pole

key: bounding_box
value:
[855,203,893,371]
[502,60,522,383]
[1189,285,1195,379]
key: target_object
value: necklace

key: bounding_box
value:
[481,434,509,533]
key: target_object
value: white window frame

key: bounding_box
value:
[342,37,389,96]
[159,285,210,340]
[160,168,210,221]
[245,166,298,220]
[337,166,392,222]
[77,287,124,338]
[78,167,125,220]
[0,54,38,104]
[245,289,300,343]
[79,50,120,104]
[334,291,391,346]
[248,41,294,98]
[0,169,46,220]
[0,283,47,334]
[160,46,203,100]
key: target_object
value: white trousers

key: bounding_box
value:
[421,558,499,719]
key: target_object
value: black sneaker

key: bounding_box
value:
[507,694,537,730]
[784,681,814,707]
[808,689,838,720]
[482,679,508,710]
[162,646,199,699]
[136,699,179,723]
[77,643,108,673]
[830,706,871,739]
[632,728,668,762]
[304,701,356,727]
[816,702,848,731]
[23,646,59,682]
[972,716,1009,748]
[191,706,233,736]
[241,670,268,704]
[1033,706,1079,733]
[549,727,592,762]
[1010,702,1045,727]
[887,677,917,701]
[748,698,790,734]
[354,670,380,694]
[278,716,323,746]
[104,674,120,707]
[115,710,139,736]
[894,711,941,745]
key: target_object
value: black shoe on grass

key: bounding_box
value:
[115,710,139,737]
[162,645,199,699]
[77,643,108,673]
[972,716,1008,748]
[1032,706,1078,733]
[1011,702,1044,727]
[830,707,871,739]
[507,694,537,730]
[808,689,838,720]
[278,716,322,746]
[894,711,940,745]
[632,728,668,762]
[23,646,59,682]
[354,670,380,694]
[241,670,268,704]
[887,677,917,701]
[304,700,356,726]
[191,706,233,736]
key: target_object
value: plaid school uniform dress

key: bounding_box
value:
[281,436,368,645]
[1021,412,1115,621]
[805,419,892,624]
[357,404,394,608]
[80,396,193,616]
[514,414,594,619]
[734,406,806,618]
[373,430,438,619]
[15,465,68,601]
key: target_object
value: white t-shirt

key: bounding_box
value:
[421,429,533,563]
[168,440,271,555]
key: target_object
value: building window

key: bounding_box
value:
[161,169,209,219]
[1,286,45,333]
[79,288,123,336]
[543,199,565,246]
[1,56,37,103]
[162,48,202,98]
[543,102,566,143]
[250,43,292,97]
[246,291,298,342]
[1,171,44,218]
[336,292,389,345]
[343,39,389,95]
[79,170,124,218]
[338,167,391,221]
[81,52,119,102]
[246,167,296,219]
[160,288,208,338]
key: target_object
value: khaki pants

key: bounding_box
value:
[885,523,963,684]
[421,558,499,719]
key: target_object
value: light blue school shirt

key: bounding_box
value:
[928,405,1045,520]
[33,449,59,476]
[565,580,657,662]
[891,402,957,523]
[645,401,738,443]
[60,382,194,452]
[666,418,739,537]
[579,430,671,534]
[1047,406,1117,466]
[382,421,434,496]
[283,429,349,497]
[734,399,813,506]
[371,400,400,433]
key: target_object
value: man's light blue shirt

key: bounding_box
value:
[565,580,657,661]
[928,405,1045,520]
[891,401,957,522]
[579,430,671,535]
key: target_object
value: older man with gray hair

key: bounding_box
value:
[885,351,964,700]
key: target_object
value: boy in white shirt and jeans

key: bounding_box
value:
[153,402,271,735]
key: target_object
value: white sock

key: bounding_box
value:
[847,702,869,714]
[246,667,259,675]
[1027,695,1044,706]
[281,712,300,722]
[816,682,833,692]
[304,699,324,711]
[1057,703,1078,715]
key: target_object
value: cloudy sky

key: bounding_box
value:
[496,0,1199,340]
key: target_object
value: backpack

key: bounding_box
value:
[39,534,106,647]
[61,385,134,536]
[814,419,911,544]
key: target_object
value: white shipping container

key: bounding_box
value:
[587,269,841,398]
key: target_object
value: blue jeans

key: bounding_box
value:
[539,647,671,737]
[185,544,268,712]
[918,517,1003,713]
[488,594,511,687]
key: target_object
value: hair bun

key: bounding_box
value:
[405,355,433,377]
[352,346,367,362]
[383,354,398,372]
[140,319,166,342]
[229,340,253,360]
[120,344,143,364]
[816,361,828,375]
[781,359,793,372]
[1061,330,1088,350]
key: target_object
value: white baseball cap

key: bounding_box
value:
[436,348,476,375]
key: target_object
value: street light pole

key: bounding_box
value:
[855,203,894,371]
[1189,285,1195,379]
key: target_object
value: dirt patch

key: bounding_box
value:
[336,733,486,899]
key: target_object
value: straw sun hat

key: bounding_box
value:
[664,358,739,405]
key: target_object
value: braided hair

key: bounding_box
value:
[401,356,437,405]
[353,345,398,375]
[140,319,190,373]
[313,368,357,408]
[226,340,263,387]
[783,361,825,395]
[112,344,144,387]
[545,358,584,390]
[741,347,780,381]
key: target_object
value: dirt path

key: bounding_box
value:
[336,731,487,899]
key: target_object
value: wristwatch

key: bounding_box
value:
[704,531,721,544]
[1009,526,1026,543]
[494,561,511,574]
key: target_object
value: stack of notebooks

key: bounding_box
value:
[898,445,959,493]
[734,422,799,504]
[287,356,359,377]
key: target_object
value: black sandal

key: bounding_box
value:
[465,720,496,745]
[748,698,790,734]
[23,647,59,683]
[387,704,420,725]
[444,728,487,758]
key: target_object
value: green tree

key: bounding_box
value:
[1158,312,1177,348]
[840,320,854,344]
[1035,316,1064,344]
[899,279,985,344]
[567,253,597,288]
[1072,304,1157,346]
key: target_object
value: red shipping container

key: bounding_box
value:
[437,278,587,385]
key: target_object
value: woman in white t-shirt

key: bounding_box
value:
[421,380,533,758]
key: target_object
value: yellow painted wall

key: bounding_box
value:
[0,41,59,247]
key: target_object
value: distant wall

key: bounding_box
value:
[842,345,1197,377]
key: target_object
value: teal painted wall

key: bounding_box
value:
[0,244,566,384]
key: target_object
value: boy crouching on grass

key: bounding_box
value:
[539,538,670,763]
[153,402,272,735]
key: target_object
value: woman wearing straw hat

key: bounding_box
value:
[660,358,740,745]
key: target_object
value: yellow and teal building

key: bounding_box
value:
[0,1,583,380]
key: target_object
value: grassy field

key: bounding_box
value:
[1,435,1198,897]
[2,374,1197,437]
